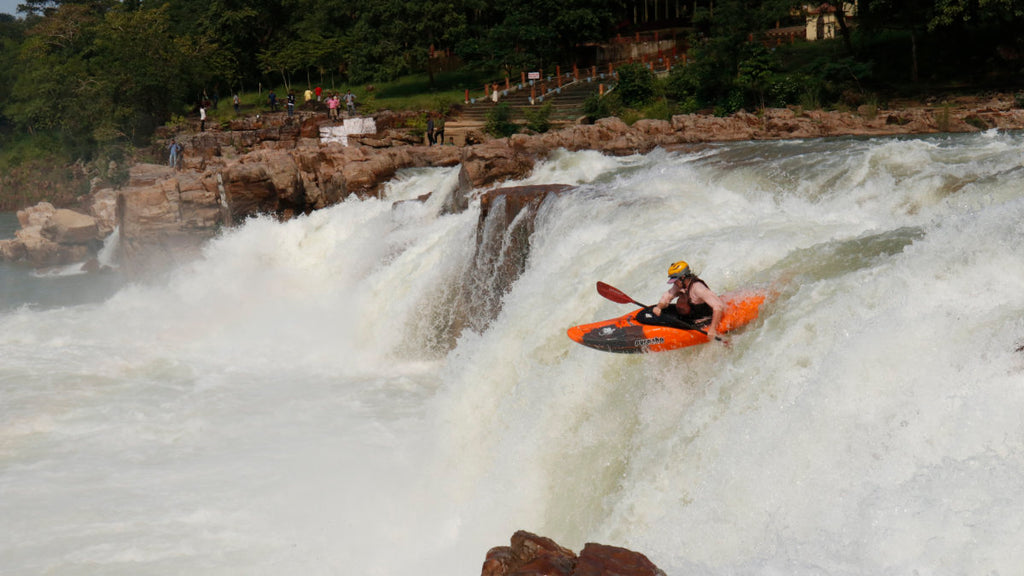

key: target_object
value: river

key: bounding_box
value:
[2,132,1023,575]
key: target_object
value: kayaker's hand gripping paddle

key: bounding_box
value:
[596,281,727,343]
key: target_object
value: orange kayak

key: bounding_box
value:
[567,290,768,353]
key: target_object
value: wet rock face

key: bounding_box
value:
[461,184,574,333]
[481,531,666,576]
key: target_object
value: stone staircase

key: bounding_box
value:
[447,75,616,140]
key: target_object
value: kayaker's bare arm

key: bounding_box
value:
[652,284,681,317]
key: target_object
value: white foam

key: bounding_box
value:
[3,133,1024,574]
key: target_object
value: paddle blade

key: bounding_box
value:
[596,281,643,306]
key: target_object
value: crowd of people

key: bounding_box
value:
[170,86,454,166]
[263,87,358,119]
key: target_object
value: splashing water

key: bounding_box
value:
[2,132,1024,575]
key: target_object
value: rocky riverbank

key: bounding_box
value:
[2,93,1023,272]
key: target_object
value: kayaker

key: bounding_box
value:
[652,260,728,344]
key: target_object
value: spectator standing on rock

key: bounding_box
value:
[233,92,240,114]
[345,90,356,115]
[315,85,322,102]
[287,91,296,117]
[199,104,207,131]
[328,93,339,120]
[174,141,184,170]
[426,116,435,146]
[435,116,445,145]
[168,139,178,167]
[304,87,313,104]
[268,90,278,112]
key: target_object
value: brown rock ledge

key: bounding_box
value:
[3,94,1022,269]
[482,531,666,576]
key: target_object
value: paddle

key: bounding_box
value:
[595,281,727,343]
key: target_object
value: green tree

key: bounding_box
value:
[480,0,561,75]
[6,3,100,146]
[614,62,655,108]
[337,0,469,86]
[858,0,936,83]
[548,0,622,59]
[0,15,25,133]
[4,2,230,150]
[929,0,1024,29]
[167,0,286,91]
[90,6,224,141]
[476,0,622,77]
[663,0,790,111]
[258,34,336,93]
[405,0,468,86]
[736,43,775,110]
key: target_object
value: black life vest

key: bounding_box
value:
[675,277,713,320]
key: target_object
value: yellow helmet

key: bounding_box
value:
[667,260,691,279]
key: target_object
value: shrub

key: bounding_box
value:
[485,103,518,138]
[714,88,745,116]
[677,96,702,114]
[614,62,656,108]
[620,108,642,125]
[767,74,809,107]
[523,101,553,133]
[640,98,673,121]
[666,63,701,103]
[799,88,821,111]
[405,113,429,138]
[582,91,621,122]
[964,114,988,130]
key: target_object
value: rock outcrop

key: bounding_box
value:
[460,184,575,333]
[0,203,102,267]
[3,94,1023,269]
[481,531,666,576]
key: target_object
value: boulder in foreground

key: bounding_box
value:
[481,531,666,576]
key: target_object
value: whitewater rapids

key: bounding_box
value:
[2,131,1023,575]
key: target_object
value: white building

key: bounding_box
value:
[805,2,857,41]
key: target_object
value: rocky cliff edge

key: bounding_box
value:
[3,96,1022,272]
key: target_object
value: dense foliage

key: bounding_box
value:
[1,0,1023,207]
[656,0,1024,116]
[0,0,626,150]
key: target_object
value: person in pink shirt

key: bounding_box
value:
[327,94,339,120]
